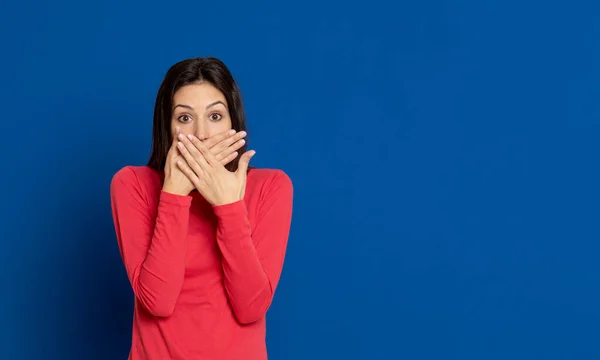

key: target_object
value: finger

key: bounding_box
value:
[215,138,246,162]
[186,134,219,167]
[236,150,256,177]
[177,133,211,168]
[219,137,246,158]
[218,150,238,165]
[177,139,207,176]
[203,129,237,149]
[211,130,247,153]
[176,156,201,187]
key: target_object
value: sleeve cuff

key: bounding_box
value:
[212,199,247,218]
[160,190,193,206]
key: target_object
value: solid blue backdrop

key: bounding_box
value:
[1,0,599,359]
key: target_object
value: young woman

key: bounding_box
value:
[110,57,293,360]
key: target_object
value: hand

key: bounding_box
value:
[176,133,256,206]
[163,128,245,196]
[202,129,247,166]
[162,127,195,196]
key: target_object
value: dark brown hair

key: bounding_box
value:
[147,57,249,173]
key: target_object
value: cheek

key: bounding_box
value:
[170,119,179,134]
[208,118,232,136]
[223,117,233,130]
[171,120,193,135]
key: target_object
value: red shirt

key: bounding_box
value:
[110,165,293,360]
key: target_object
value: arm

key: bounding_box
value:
[212,170,294,324]
[110,167,191,317]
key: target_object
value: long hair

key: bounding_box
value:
[147,57,249,173]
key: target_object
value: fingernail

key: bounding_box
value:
[228,129,236,135]
[240,131,247,137]
[187,134,194,140]
[178,133,184,140]
[177,142,183,148]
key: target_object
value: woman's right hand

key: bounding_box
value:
[162,127,195,196]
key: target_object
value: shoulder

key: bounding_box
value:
[110,165,162,196]
[246,168,293,208]
[248,168,293,191]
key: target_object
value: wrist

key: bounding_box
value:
[162,182,190,197]
[213,196,243,207]
[212,197,247,219]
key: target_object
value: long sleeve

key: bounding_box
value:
[110,167,192,317]
[212,170,293,324]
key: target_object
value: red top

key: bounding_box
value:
[110,165,293,360]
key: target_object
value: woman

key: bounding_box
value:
[110,57,293,360]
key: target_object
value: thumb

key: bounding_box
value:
[236,150,256,176]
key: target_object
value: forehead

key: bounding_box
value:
[173,82,227,108]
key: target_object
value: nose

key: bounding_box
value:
[194,122,208,141]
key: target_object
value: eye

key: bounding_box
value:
[177,114,192,123]
[209,112,223,122]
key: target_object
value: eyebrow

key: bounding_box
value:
[173,104,195,111]
[173,101,227,112]
[205,100,227,110]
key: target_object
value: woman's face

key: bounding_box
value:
[170,82,232,140]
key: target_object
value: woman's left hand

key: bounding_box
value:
[175,133,256,206]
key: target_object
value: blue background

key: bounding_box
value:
[1,0,599,359]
